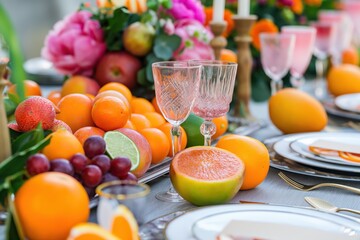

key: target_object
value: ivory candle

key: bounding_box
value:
[238,0,250,17]
[212,0,225,22]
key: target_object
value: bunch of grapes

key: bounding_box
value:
[25,136,137,198]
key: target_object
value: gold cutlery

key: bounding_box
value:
[278,172,360,194]
[305,196,360,215]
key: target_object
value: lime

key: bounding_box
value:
[181,113,204,147]
[104,131,140,171]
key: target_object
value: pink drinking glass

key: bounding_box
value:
[152,61,201,202]
[190,60,237,146]
[260,33,295,95]
[310,21,336,98]
[318,10,353,65]
[343,0,360,47]
[282,26,316,88]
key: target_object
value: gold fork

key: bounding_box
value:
[278,172,360,194]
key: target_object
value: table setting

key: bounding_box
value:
[2,0,360,239]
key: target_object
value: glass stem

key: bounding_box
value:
[200,120,216,146]
[290,75,305,89]
[271,79,283,95]
[170,125,182,156]
[315,57,327,99]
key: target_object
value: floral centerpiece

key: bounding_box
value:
[42,0,214,97]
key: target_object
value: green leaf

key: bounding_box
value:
[137,68,148,86]
[0,135,50,185]
[4,97,17,117]
[159,0,172,9]
[0,4,26,99]
[11,124,44,153]
[154,44,172,60]
[146,64,154,83]
[6,209,20,240]
[155,34,181,51]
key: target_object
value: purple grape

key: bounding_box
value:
[110,157,132,178]
[83,136,106,159]
[50,159,74,176]
[69,153,88,174]
[92,154,111,174]
[83,185,96,199]
[73,173,83,183]
[26,153,50,176]
[81,165,102,187]
[122,172,138,182]
[101,172,119,183]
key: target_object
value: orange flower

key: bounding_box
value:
[204,7,235,37]
[304,0,322,7]
[250,19,278,50]
[291,0,304,14]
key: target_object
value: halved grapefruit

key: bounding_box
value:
[170,146,245,206]
[339,151,360,163]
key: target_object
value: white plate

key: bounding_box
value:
[335,93,360,114]
[289,136,360,167]
[165,204,360,240]
[273,132,360,173]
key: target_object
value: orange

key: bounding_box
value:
[130,113,151,130]
[342,46,359,65]
[74,126,105,146]
[47,90,62,106]
[158,122,187,157]
[143,112,166,128]
[339,152,360,163]
[56,93,95,132]
[151,96,162,114]
[99,82,132,103]
[269,88,327,134]
[123,120,136,130]
[250,19,278,50]
[94,90,130,109]
[68,223,120,240]
[15,172,89,240]
[327,64,360,96]
[216,135,270,190]
[130,97,155,114]
[212,116,228,139]
[42,128,84,160]
[61,75,100,97]
[170,146,244,206]
[110,205,139,240]
[220,49,237,63]
[309,146,339,156]
[139,128,170,164]
[92,96,130,131]
[7,79,42,97]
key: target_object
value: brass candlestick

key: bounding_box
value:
[228,15,257,123]
[210,21,227,60]
[0,62,11,162]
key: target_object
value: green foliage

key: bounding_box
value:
[147,0,172,10]
[0,3,26,100]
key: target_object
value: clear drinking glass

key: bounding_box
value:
[190,60,237,146]
[282,26,316,89]
[310,21,336,98]
[96,180,150,227]
[152,61,201,202]
[318,10,353,65]
[259,33,295,95]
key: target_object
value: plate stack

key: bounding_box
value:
[323,93,360,121]
[266,132,360,181]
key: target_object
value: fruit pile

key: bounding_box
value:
[26,135,137,198]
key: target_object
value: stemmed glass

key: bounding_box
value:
[152,61,201,202]
[310,22,336,99]
[259,33,295,95]
[318,10,353,65]
[282,26,316,89]
[191,60,237,146]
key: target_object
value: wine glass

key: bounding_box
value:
[282,26,316,88]
[152,61,201,202]
[259,33,295,95]
[342,0,360,47]
[318,10,353,65]
[190,60,237,146]
[310,21,336,99]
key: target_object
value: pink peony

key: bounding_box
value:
[173,19,214,60]
[160,18,175,35]
[167,0,206,24]
[42,11,106,76]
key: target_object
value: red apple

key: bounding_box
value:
[94,52,142,89]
